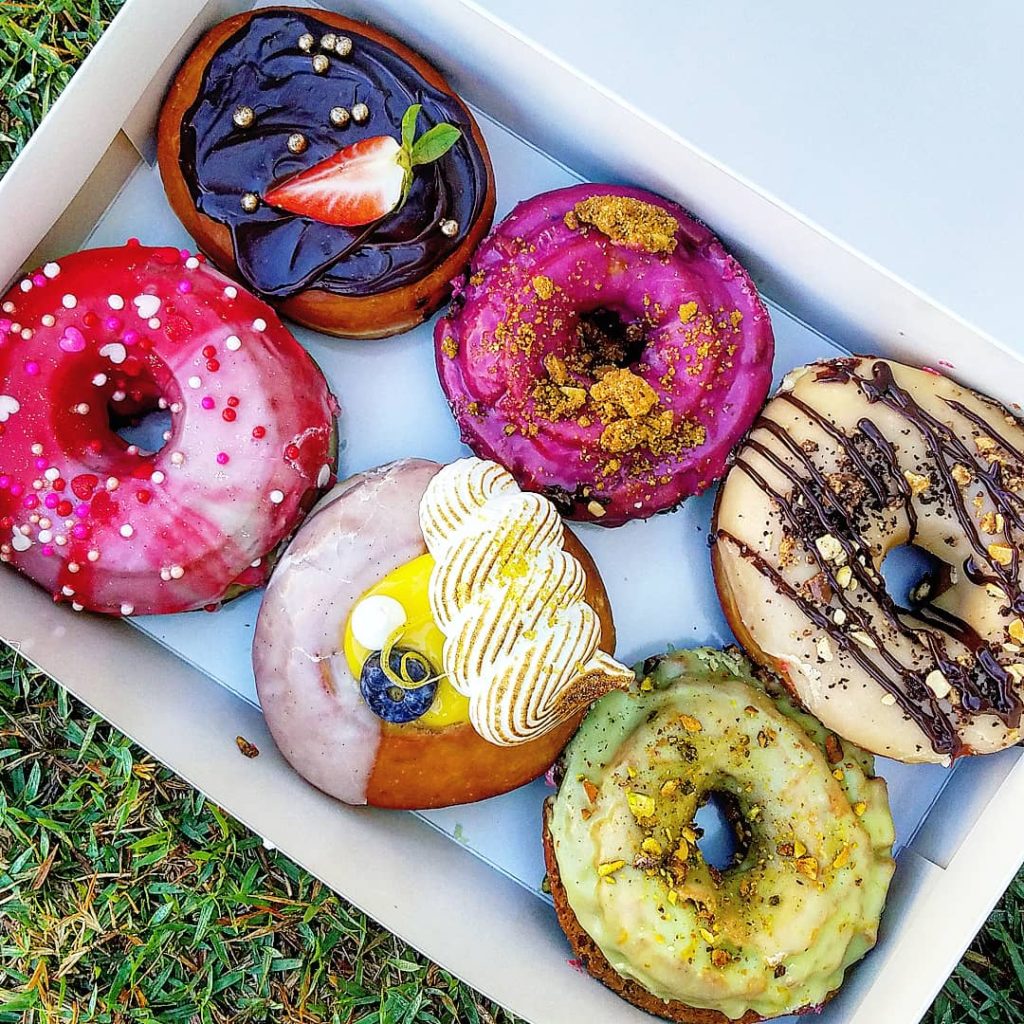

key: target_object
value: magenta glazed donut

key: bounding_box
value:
[434,184,774,525]
[0,242,338,615]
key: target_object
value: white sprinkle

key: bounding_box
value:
[43,262,60,279]
[250,558,262,568]
[67,562,80,574]
[100,343,127,365]
[71,602,84,612]
[61,294,77,309]
[160,568,172,581]
[37,517,50,530]
[120,603,134,616]
[317,464,331,488]
[148,317,161,330]
[10,532,32,552]
[158,397,168,410]
[29,514,41,525]
[37,530,53,543]
[20,328,32,340]
[30,443,43,455]
[92,373,108,387]
[87,549,100,562]
[188,375,202,389]
[107,294,125,310]
[223,286,237,299]
[170,403,182,414]
[2,301,14,313]
[170,565,184,579]
[133,293,161,320]
[150,471,165,484]
[269,489,284,504]
[161,430,172,442]
[19,280,32,292]
[44,467,60,482]
[185,257,200,270]
[54,535,66,547]
[75,403,90,415]
[351,594,407,650]
[106,477,119,491]
[127,445,139,456]
[61,585,75,596]
[41,314,55,327]
[120,524,134,538]
[32,479,43,490]
[252,318,267,331]
[225,335,242,351]
[170,451,185,466]
[10,323,21,334]
[111,391,126,403]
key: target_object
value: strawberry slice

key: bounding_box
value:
[263,105,463,229]
[264,135,407,227]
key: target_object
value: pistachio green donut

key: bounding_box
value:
[545,647,896,1022]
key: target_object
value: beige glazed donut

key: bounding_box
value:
[712,356,1024,764]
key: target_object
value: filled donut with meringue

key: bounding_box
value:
[252,457,633,809]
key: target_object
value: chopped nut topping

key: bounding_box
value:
[833,608,848,626]
[626,791,656,819]
[951,463,973,487]
[793,839,807,857]
[825,734,844,764]
[853,801,867,816]
[660,779,678,797]
[816,636,834,663]
[441,334,458,358]
[641,837,663,857]
[678,301,698,323]
[598,860,626,879]
[980,511,1004,535]
[835,564,854,589]
[711,949,732,968]
[880,693,897,706]
[903,470,931,495]
[850,629,877,649]
[587,500,607,518]
[568,195,679,254]
[988,543,1014,566]
[975,436,999,457]
[832,845,852,870]
[925,669,951,699]
[987,584,1008,602]
[699,927,716,944]
[679,714,703,733]
[582,778,599,804]
[795,856,819,880]
[814,534,845,563]
[1009,619,1024,644]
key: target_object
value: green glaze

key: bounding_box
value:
[548,647,895,1020]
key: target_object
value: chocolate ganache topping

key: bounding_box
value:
[179,11,488,299]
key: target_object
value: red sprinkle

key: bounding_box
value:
[216,452,229,465]
[206,359,220,373]
[83,311,99,328]
[222,408,236,422]
[202,345,216,359]
[252,426,266,439]
[226,395,239,408]
[285,444,300,460]
[136,490,152,504]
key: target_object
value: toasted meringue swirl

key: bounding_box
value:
[420,458,633,745]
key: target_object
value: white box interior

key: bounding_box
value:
[1,2,1022,1023]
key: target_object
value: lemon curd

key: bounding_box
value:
[343,553,469,728]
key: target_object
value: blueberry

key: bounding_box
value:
[359,647,438,724]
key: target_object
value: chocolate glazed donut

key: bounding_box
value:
[158,7,495,339]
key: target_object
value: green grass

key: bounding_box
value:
[0,3,1022,1023]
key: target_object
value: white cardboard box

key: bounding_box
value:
[1,2,1022,1022]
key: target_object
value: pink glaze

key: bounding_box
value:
[435,184,774,525]
[0,243,338,615]
[252,459,440,805]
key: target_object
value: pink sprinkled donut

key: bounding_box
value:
[435,184,775,525]
[0,242,338,615]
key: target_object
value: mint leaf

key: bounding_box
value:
[401,104,421,151]
[410,123,462,166]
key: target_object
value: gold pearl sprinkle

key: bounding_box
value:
[232,105,254,128]
[351,102,370,124]
[320,33,337,50]
[440,218,460,237]
[335,35,353,57]
[298,33,315,52]
[240,192,260,213]
[287,132,308,154]
[312,53,330,74]
[329,106,351,127]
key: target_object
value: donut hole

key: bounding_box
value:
[693,789,752,872]
[574,308,647,375]
[107,395,172,456]
[880,543,952,608]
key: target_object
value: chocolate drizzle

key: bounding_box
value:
[718,358,1024,757]
[178,11,489,298]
